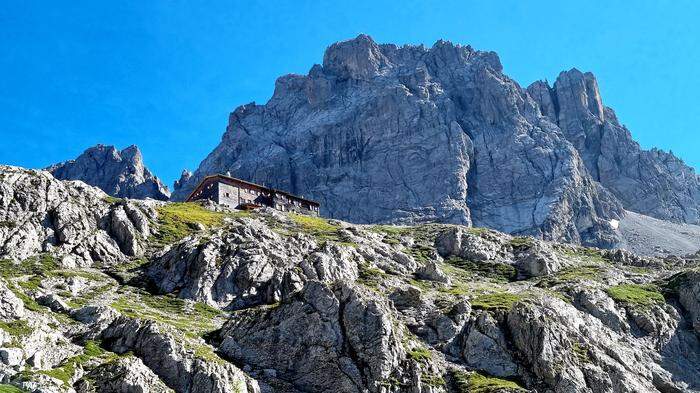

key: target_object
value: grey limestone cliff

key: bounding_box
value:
[48,144,171,201]
[172,34,625,248]
[527,69,700,225]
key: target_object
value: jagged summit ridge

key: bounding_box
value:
[48,144,171,201]
[528,69,700,224]
[171,34,698,249]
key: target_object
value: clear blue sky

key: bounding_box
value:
[2,1,699,187]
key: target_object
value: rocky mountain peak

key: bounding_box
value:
[322,34,391,80]
[47,144,170,201]
[554,68,606,125]
[117,144,143,162]
[528,69,700,224]
[173,169,193,191]
[171,36,700,248]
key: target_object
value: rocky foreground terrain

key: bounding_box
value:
[171,35,700,250]
[1,165,700,392]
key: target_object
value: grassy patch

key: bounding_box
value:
[370,225,411,245]
[0,320,32,345]
[358,264,388,289]
[111,291,226,336]
[407,346,432,363]
[103,196,123,205]
[537,265,603,287]
[445,257,517,283]
[113,257,151,273]
[0,254,57,278]
[65,283,115,308]
[7,283,46,313]
[471,292,523,311]
[572,342,589,363]
[465,227,490,235]
[422,372,446,387]
[153,202,228,244]
[38,340,108,386]
[0,385,26,393]
[509,236,534,248]
[453,371,526,393]
[288,213,345,241]
[0,221,16,229]
[111,291,227,365]
[408,244,435,264]
[606,284,664,308]
[560,247,610,263]
[191,342,227,365]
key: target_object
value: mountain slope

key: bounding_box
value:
[172,34,624,248]
[1,166,700,392]
[528,69,700,224]
[47,144,170,201]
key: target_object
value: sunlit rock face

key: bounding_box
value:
[173,35,698,248]
[48,144,170,201]
[528,69,700,225]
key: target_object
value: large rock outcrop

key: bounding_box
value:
[217,281,417,392]
[171,34,628,248]
[527,69,700,224]
[48,144,170,201]
[0,170,699,392]
[0,165,156,265]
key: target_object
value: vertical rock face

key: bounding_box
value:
[528,69,700,224]
[172,35,624,247]
[48,144,171,201]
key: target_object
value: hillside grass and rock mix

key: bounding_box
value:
[1,165,700,392]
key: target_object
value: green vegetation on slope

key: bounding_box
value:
[357,264,388,289]
[407,346,432,363]
[572,342,590,363]
[111,290,225,336]
[453,370,526,392]
[537,265,604,288]
[0,254,57,278]
[0,320,32,346]
[559,247,610,264]
[508,236,534,248]
[0,384,27,393]
[606,284,664,308]
[471,292,524,311]
[153,202,233,244]
[444,256,517,283]
[37,340,109,386]
[288,213,356,246]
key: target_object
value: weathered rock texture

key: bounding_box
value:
[171,34,629,248]
[48,144,170,201]
[527,69,700,224]
[2,172,700,392]
[169,35,697,250]
[0,165,156,266]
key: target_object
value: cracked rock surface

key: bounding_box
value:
[170,35,699,253]
[47,144,170,201]
[1,166,700,392]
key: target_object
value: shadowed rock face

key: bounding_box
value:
[528,69,700,224]
[171,34,625,247]
[48,144,170,201]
